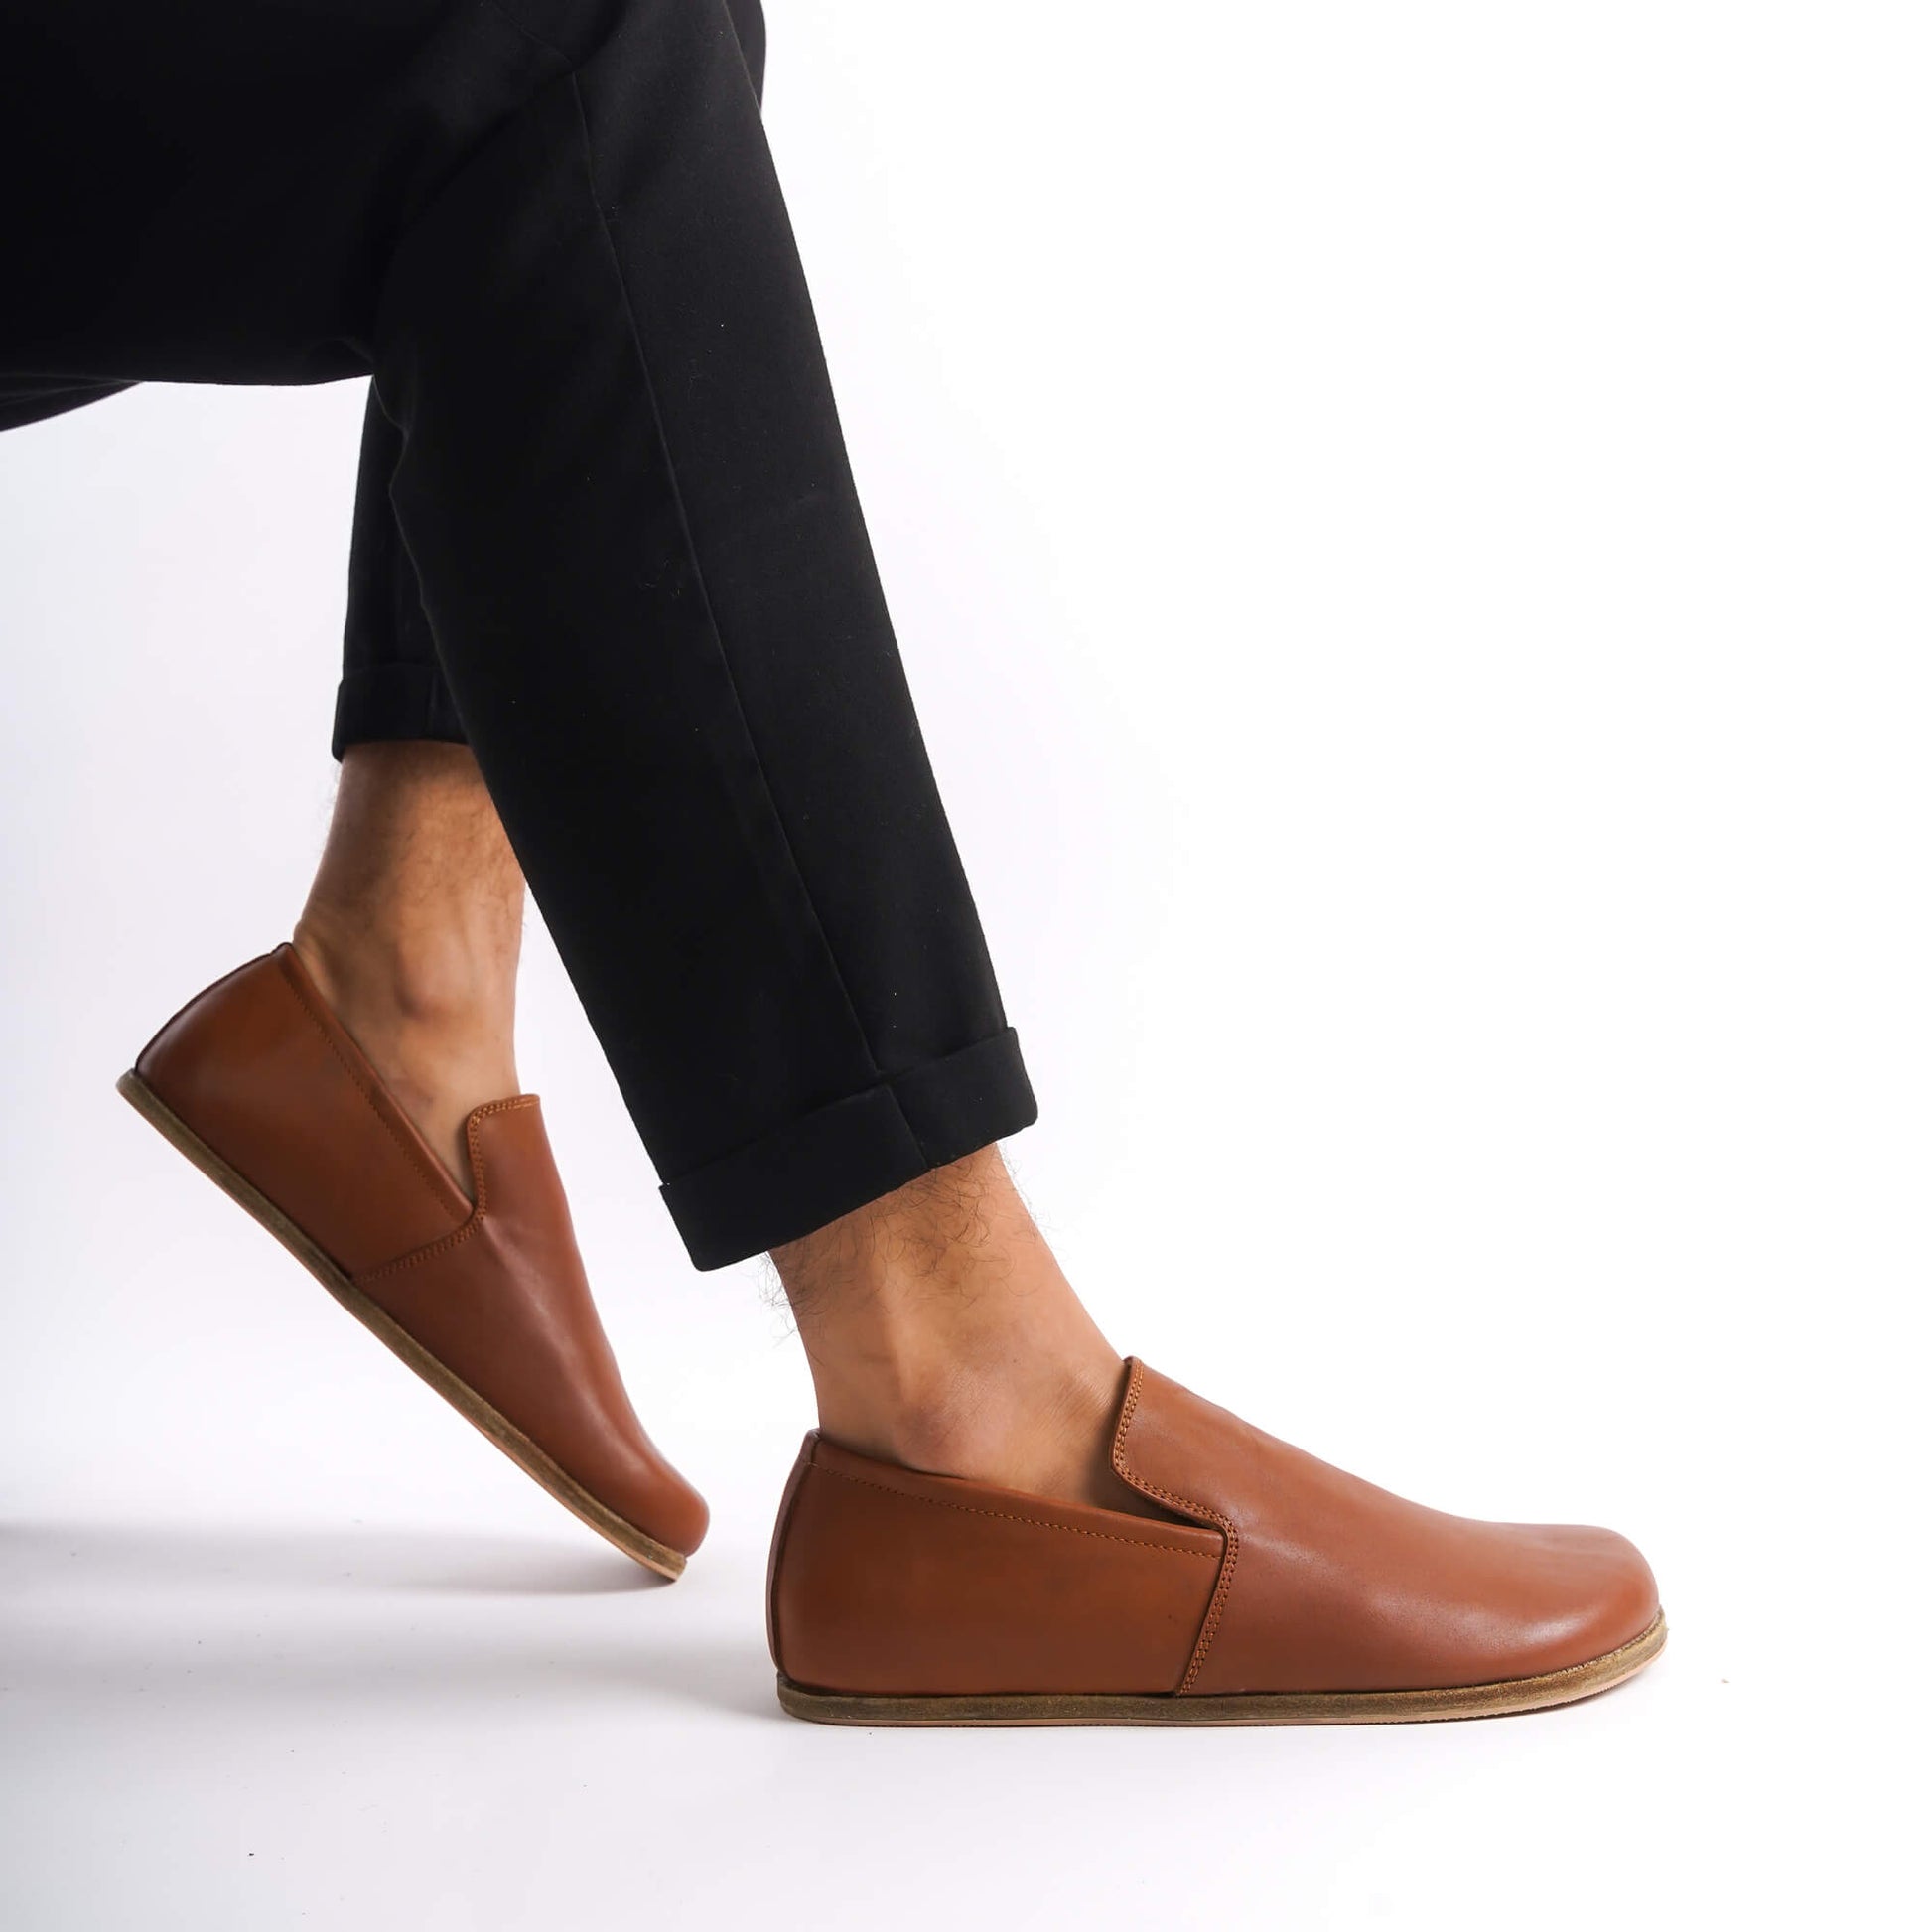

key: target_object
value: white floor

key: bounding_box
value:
[1,720,1919,1930]
[0,1104,1908,1932]
[0,1464,1825,1932]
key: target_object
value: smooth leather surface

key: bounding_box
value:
[136,945,707,1556]
[768,1359,1657,1697]
[767,1433,1223,1696]
[1111,1361,1656,1694]
[139,948,471,1275]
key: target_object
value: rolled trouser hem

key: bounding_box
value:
[660,1028,1038,1270]
[332,664,469,759]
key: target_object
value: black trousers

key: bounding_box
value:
[1,0,1036,1269]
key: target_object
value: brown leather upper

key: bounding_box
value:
[136,945,707,1556]
[768,1358,1657,1697]
[767,1433,1224,1696]
[1111,1362,1656,1693]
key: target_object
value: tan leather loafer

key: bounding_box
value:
[768,1358,1663,1724]
[119,944,707,1579]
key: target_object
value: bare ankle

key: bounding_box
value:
[770,1150,1159,1517]
[292,908,514,1040]
[294,743,525,1190]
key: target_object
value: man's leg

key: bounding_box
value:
[334,396,468,757]
[0,0,1195,1525]
[773,1148,1158,1514]
[8,0,1032,1271]
[293,743,523,1194]
[369,0,1035,1270]
[5,0,1044,1360]
[313,1,775,1193]
[292,756,1135,1508]
[329,1,767,768]
[122,0,1113,1520]
[0,378,136,434]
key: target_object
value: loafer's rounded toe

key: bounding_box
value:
[1507,1522,1661,1677]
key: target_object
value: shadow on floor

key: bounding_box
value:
[1,1520,785,1721]
[0,1518,668,1595]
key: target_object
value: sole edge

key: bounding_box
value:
[776,1612,1668,1727]
[117,1068,687,1582]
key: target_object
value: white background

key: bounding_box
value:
[2,2,1925,1926]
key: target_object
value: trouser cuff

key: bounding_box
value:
[660,1027,1038,1269]
[332,664,469,759]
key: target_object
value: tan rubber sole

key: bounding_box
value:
[777,1611,1667,1726]
[117,1069,685,1582]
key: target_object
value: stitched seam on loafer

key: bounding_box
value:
[353,1096,537,1282]
[1111,1361,1241,1693]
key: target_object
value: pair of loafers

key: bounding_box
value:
[122,945,1664,1725]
